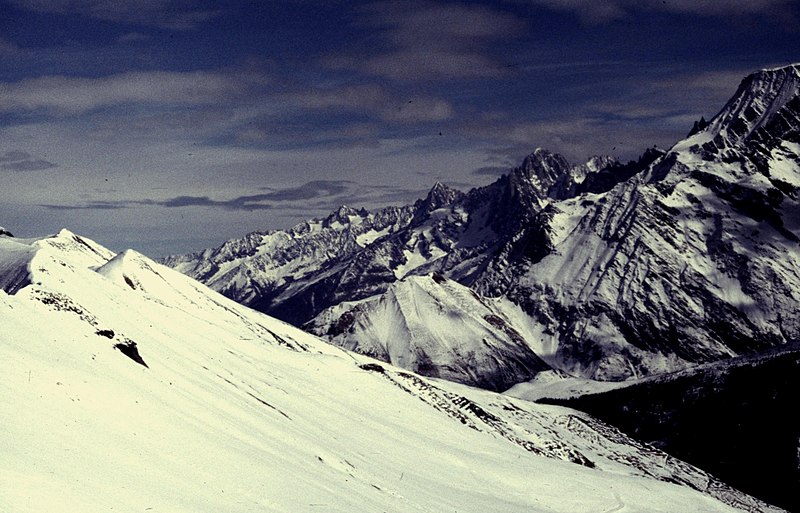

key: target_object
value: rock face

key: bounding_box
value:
[166,64,800,385]
[543,347,800,513]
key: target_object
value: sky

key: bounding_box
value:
[0,0,798,257]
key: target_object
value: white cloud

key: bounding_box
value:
[2,159,57,172]
[460,111,684,164]
[0,38,23,56]
[286,84,453,123]
[679,69,757,97]
[371,1,526,43]
[642,0,794,16]
[588,67,752,123]
[0,71,264,115]
[0,150,32,162]
[456,64,762,162]
[379,96,453,123]
[0,149,58,172]
[117,32,151,43]
[7,0,222,30]
[360,50,508,81]
[287,84,386,111]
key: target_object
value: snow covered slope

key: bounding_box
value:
[0,229,779,512]
[305,274,551,391]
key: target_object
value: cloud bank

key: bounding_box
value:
[0,71,263,115]
[326,1,526,80]
[524,0,797,22]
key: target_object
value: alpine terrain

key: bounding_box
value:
[0,229,778,512]
[163,63,800,510]
[166,64,800,386]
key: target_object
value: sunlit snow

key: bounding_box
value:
[0,230,771,512]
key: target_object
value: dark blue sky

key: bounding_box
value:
[1,0,798,256]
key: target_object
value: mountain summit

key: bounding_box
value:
[686,64,800,152]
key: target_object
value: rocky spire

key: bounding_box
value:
[512,148,573,198]
[413,182,464,222]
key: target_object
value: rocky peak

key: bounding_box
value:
[579,155,618,176]
[427,182,463,207]
[509,150,621,201]
[323,205,363,227]
[413,182,464,221]
[0,226,12,237]
[434,180,459,200]
[563,155,619,196]
[579,148,666,194]
[687,116,710,138]
[697,64,800,151]
[513,148,573,197]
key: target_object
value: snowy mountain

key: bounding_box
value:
[304,273,551,391]
[1,229,778,512]
[163,150,625,327]
[498,63,800,380]
[167,63,800,385]
[163,149,632,387]
[165,204,416,322]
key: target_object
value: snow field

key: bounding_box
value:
[0,230,758,512]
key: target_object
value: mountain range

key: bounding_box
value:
[163,63,800,510]
[166,64,800,386]
[3,63,799,512]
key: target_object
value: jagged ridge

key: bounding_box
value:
[167,64,800,387]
